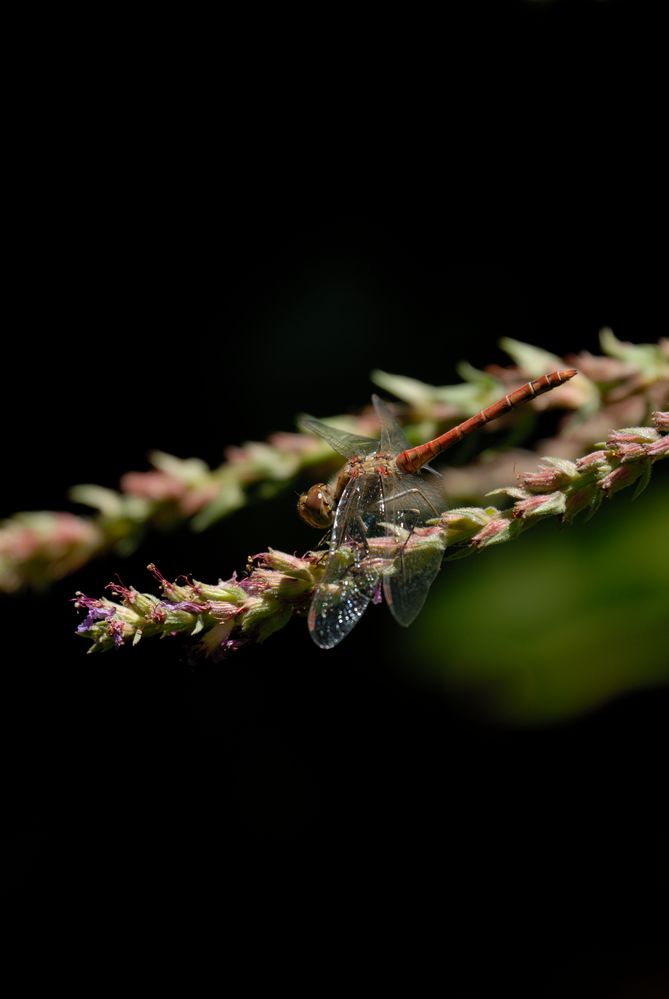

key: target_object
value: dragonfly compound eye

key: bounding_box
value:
[297,483,335,529]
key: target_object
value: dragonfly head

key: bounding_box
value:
[297,483,335,529]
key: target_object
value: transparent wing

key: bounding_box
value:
[298,415,379,459]
[371,394,411,454]
[381,469,447,627]
[308,473,388,648]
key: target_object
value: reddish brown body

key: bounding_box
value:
[334,451,394,499]
[395,369,578,474]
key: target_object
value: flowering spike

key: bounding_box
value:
[1,339,666,594]
[73,409,668,655]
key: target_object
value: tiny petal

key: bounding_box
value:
[471,517,517,549]
[607,428,658,444]
[198,618,236,657]
[651,411,669,432]
[147,563,174,592]
[196,578,247,604]
[519,459,576,492]
[520,471,560,492]
[486,486,529,501]
[513,492,566,520]
[440,507,495,543]
[563,486,598,522]
[106,581,134,602]
[576,450,610,471]
[260,549,315,580]
[75,598,116,633]
[442,507,494,528]
[207,601,240,623]
[251,569,312,598]
[106,585,161,618]
[646,436,669,460]
[241,597,293,642]
[143,565,194,604]
[599,464,643,496]
[613,442,651,462]
[169,600,210,615]
[109,619,125,648]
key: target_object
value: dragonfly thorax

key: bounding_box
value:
[345,451,394,477]
[336,451,396,500]
[297,452,397,530]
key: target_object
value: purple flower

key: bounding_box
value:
[109,618,125,648]
[107,581,135,602]
[75,596,116,633]
[147,563,175,592]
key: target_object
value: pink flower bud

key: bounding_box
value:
[599,464,642,495]
[646,436,669,460]
[472,518,514,548]
[576,450,609,471]
[513,492,566,520]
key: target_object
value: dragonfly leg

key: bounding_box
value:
[391,505,422,590]
[318,528,333,549]
[398,507,420,550]
[382,486,441,518]
[354,513,370,555]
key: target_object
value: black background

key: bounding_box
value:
[4,2,668,993]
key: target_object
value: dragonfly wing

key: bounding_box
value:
[309,552,379,649]
[298,416,378,459]
[381,470,447,627]
[383,543,444,627]
[371,394,411,454]
[308,474,385,648]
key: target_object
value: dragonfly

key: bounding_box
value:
[298,368,577,649]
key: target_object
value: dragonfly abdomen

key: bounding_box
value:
[395,368,578,473]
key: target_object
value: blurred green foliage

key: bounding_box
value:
[404,477,669,724]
